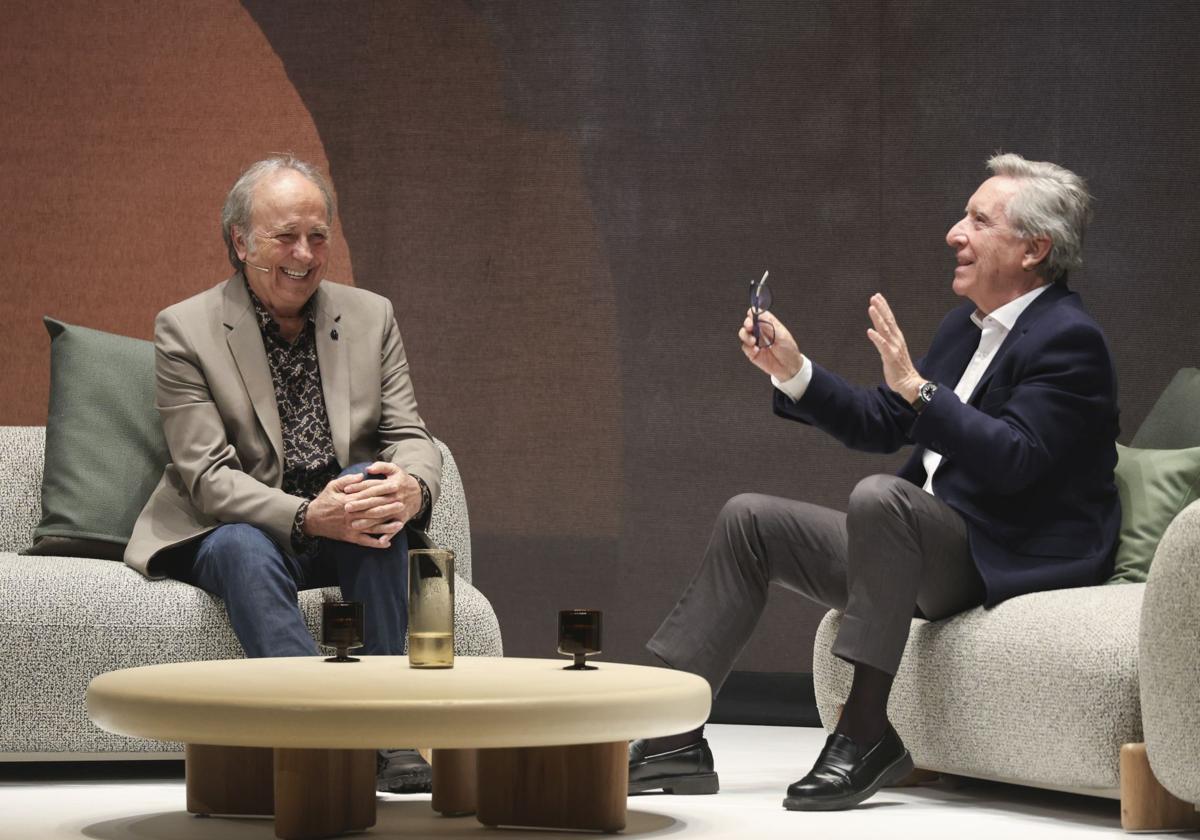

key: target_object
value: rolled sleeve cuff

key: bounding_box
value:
[771,356,814,402]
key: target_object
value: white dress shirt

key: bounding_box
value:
[772,284,1051,495]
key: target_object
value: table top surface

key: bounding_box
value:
[87,656,711,750]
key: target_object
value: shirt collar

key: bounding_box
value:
[970,283,1051,332]
[243,275,317,338]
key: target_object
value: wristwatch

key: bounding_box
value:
[911,381,938,414]
[413,475,432,519]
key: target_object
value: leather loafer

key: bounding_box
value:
[782,724,913,811]
[376,748,432,794]
[628,737,720,795]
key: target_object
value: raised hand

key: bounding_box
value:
[738,308,805,382]
[865,293,924,403]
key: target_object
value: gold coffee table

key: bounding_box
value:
[86,656,710,839]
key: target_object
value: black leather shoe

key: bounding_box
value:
[782,724,913,811]
[376,748,432,794]
[628,737,720,795]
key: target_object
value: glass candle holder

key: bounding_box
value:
[408,548,455,668]
[322,601,364,663]
[558,609,602,670]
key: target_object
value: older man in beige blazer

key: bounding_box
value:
[125,156,441,792]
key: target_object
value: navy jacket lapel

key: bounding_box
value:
[966,283,1073,404]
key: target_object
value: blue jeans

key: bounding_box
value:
[166,463,409,658]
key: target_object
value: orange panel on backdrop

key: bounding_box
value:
[1,0,354,424]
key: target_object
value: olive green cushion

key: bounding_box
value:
[23,317,167,560]
[1130,368,1200,450]
[1107,443,1200,584]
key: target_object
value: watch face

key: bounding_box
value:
[921,382,937,402]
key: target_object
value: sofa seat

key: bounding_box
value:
[813,582,1144,798]
[0,426,503,760]
[0,555,502,756]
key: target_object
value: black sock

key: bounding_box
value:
[643,725,705,755]
[834,662,893,749]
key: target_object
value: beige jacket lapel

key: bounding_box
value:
[222,277,284,465]
[315,285,351,468]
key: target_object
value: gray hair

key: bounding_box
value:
[986,153,1093,283]
[220,156,336,270]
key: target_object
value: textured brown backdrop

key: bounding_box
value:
[5,1,1199,681]
[1,0,355,424]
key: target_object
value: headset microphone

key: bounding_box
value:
[245,262,271,273]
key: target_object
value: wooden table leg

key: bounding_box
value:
[1120,743,1200,832]
[186,744,274,816]
[477,741,626,833]
[273,748,376,840]
[432,748,478,816]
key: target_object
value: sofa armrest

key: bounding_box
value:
[0,426,45,554]
[429,438,474,583]
[1139,498,1200,805]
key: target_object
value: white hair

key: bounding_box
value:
[220,156,335,271]
[986,153,1093,283]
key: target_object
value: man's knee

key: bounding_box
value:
[716,493,779,560]
[719,493,769,528]
[339,462,373,479]
[847,474,910,521]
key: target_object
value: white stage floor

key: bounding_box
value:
[0,723,1182,840]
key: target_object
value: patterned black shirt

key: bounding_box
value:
[245,279,341,503]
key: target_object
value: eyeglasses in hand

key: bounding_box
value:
[749,270,775,349]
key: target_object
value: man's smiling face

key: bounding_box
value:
[945,175,1037,314]
[234,169,330,320]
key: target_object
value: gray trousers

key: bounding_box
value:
[647,474,984,695]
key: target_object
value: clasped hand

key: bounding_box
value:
[302,461,421,548]
[738,292,925,403]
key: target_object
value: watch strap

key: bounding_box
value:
[413,475,432,519]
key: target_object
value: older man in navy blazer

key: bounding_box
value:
[630,154,1119,812]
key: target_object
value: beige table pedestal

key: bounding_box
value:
[88,657,710,839]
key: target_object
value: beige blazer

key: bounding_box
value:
[124,275,442,577]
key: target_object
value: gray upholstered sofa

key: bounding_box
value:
[0,427,502,760]
[812,370,1200,831]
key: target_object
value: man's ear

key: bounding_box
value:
[1023,235,1052,271]
[232,225,249,261]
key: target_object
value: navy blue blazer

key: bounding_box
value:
[774,283,1120,606]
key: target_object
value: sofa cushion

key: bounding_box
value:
[1107,444,1200,584]
[1130,367,1200,450]
[23,318,168,560]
